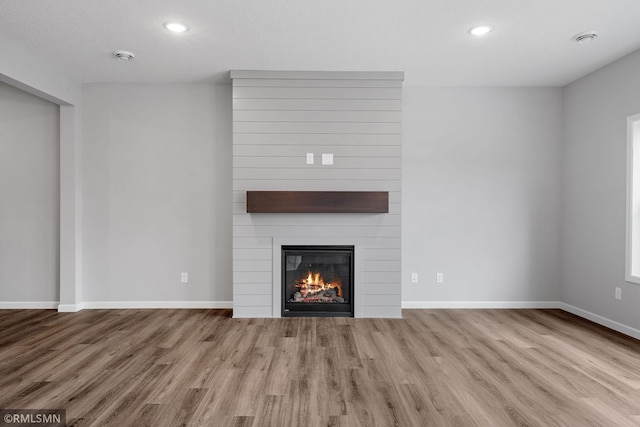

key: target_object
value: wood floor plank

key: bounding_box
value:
[0,308,639,426]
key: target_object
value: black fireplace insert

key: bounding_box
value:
[281,245,354,317]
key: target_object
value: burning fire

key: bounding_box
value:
[291,270,343,303]
[301,271,342,297]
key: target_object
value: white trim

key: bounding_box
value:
[81,301,233,309]
[559,303,640,340]
[272,237,281,318]
[627,274,640,285]
[400,301,639,340]
[0,301,59,309]
[58,303,84,312]
[402,301,562,309]
[6,299,638,340]
[626,113,640,285]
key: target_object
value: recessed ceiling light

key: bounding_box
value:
[113,50,135,61]
[164,22,189,33]
[574,31,598,44]
[469,25,494,36]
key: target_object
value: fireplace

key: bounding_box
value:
[281,245,354,317]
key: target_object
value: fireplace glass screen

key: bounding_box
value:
[282,245,354,317]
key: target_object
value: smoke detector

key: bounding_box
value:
[113,50,135,61]
[574,31,598,44]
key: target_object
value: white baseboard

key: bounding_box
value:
[401,300,639,340]
[0,301,59,309]
[402,301,562,309]
[4,301,232,312]
[559,303,640,340]
[57,303,85,312]
[81,301,233,309]
[5,300,638,340]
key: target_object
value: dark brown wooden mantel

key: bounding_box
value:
[246,191,389,213]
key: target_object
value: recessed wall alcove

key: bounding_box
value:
[231,70,403,318]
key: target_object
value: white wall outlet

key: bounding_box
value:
[411,273,418,283]
[306,153,314,164]
[615,287,621,300]
[322,153,334,165]
[181,272,188,283]
[436,272,444,284]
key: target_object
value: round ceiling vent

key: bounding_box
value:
[574,31,598,44]
[113,50,135,61]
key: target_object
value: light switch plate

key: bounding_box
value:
[322,153,334,165]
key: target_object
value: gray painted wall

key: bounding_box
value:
[82,84,232,304]
[4,42,637,338]
[402,87,563,304]
[562,48,640,330]
[232,71,403,318]
[0,82,60,303]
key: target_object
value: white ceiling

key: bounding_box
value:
[1,0,640,86]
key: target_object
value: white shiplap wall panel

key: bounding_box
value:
[234,144,401,158]
[232,70,403,318]
[363,271,401,284]
[363,249,402,260]
[233,110,401,123]
[233,133,402,146]
[232,213,400,227]
[234,271,272,284]
[233,283,272,295]
[234,156,403,169]
[363,260,401,272]
[365,283,403,295]
[362,238,401,249]
[233,87,402,100]
[388,192,401,203]
[233,168,401,181]
[233,121,402,135]
[230,70,403,80]
[232,79,402,88]
[232,248,272,260]
[233,180,402,192]
[233,260,273,272]
[233,236,272,248]
[233,203,246,214]
[233,225,400,239]
[233,306,273,317]
[233,294,273,307]
[363,294,402,307]
[233,192,247,203]
[233,98,403,112]
[362,306,402,318]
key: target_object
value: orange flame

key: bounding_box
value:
[296,270,342,298]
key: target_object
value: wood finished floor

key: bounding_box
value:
[0,309,639,427]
